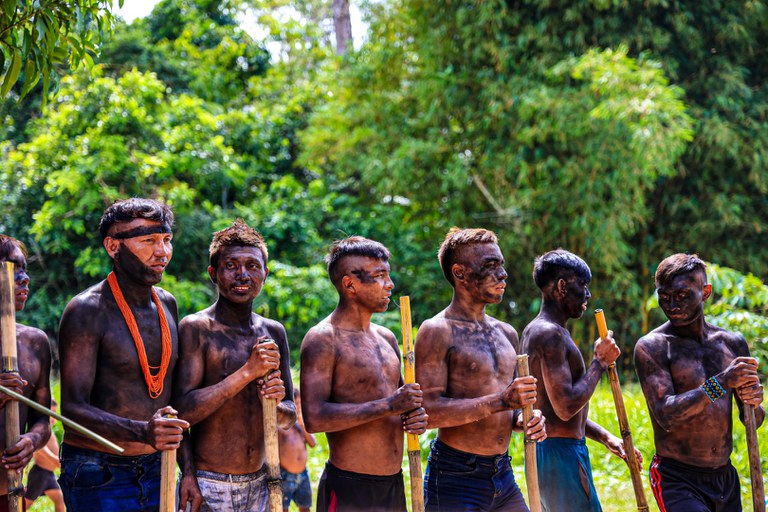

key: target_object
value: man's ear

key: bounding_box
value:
[341,275,355,294]
[451,263,465,282]
[702,283,713,301]
[207,266,217,285]
[103,237,120,258]
[556,278,567,297]
[264,266,269,281]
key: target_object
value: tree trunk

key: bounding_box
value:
[332,0,353,54]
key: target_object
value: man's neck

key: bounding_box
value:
[213,297,254,327]
[111,269,154,307]
[330,300,374,331]
[539,295,570,328]
[667,315,708,342]
[445,291,488,322]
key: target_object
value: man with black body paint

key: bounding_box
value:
[635,253,764,512]
[58,198,188,512]
[174,219,295,512]
[300,236,428,512]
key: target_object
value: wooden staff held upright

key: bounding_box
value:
[399,296,424,512]
[516,354,541,512]
[594,309,648,512]
[743,403,765,512]
[260,338,282,511]
[160,414,177,512]
[0,262,22,512]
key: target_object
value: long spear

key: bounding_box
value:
[594,309,648,512]
[516,354,541,512]
[260,339,282,511]
[743,403,765,512]
[399,296,424,512]
[0,262,22,512]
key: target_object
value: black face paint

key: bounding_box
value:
[110,224,172,240]
[351,269,376,283]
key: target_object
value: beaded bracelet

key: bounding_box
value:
[700,376,726,403]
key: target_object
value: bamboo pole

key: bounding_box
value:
[594,309,648,512]
[516,354,541,512]
[260,339,282,511]
[743,404,765,512]
[0,262,22,512]
[160,414,177,512]
[399,296,424,512]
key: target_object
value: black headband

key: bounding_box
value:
[109,224,172,240]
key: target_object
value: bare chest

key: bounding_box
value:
[667,339,736,391]
[446,327,517,386]
[331,335,401,402]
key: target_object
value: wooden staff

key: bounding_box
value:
[399,296,424,512]
[594,309,648,512]
[160,414,177,512]
[516,354,541,512]
[0,262,22,512]
[260,338,282,511]
[743,404,765,512]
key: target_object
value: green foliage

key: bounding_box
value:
[0,0,120,102]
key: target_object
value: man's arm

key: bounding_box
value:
[269,321,296,430]
[299,327,421,434]
[729,333,765,428]
[173,316,282,427]
[535,324,618,421]
[414,320,533,429]
[2,329,52,471]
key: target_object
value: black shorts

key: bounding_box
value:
[316,462,406,512]
[25,464,60,500]
[650,454,741,512]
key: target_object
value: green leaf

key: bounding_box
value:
[20,56,40,98]
[1,49,21,98]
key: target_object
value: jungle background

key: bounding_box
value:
[2,0,767,510]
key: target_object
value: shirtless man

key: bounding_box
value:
[0,235,52,512]
[278,388,315,512]
[174,219,295,512]
[415,227,546,512]
[520,249,638,512]
[300,236,428,512]
[635,253,765,512]
[58,198,189,512]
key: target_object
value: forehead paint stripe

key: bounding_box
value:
[110,225,172,240]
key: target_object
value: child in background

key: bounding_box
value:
[24,399,65,512]
[278,388,316,512]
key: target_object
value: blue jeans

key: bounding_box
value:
[425,438,529,512]
[281,468,312,509]
[59,443,162,512]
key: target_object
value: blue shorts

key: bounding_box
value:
[650,455,741,512]
[280,467,311,509]
[59,443,162,512]
[425,438,529,512]
[536,437,601,512]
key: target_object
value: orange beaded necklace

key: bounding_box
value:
[107,271,172,399]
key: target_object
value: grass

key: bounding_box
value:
[28,381,767,511]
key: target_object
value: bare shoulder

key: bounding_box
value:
[256,315,288,341]
[371,322,397,345]
[153,286,178,310]
[415,312,452,345]
[17,324,51,355]
[524,318,567,351]
[301,318,338,355]
[707,323,748,353]
[59,282,108,335]
[635,324,670,355]
[486,315,518,345]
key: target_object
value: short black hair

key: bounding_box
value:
[437,227,498,287]
[98,198,174,240]
[532,249,591,290]
[326,236,390,285]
